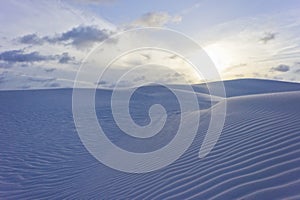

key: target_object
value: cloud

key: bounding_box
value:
[159,72,183,83]
[58,52,75,64]
[27,77,56,83]
[234,74,245,78]
[20,85,31,89]
[169,54,178,59]
[25,76,60,88]
[0,71,8,84]
[132,12,182,27]
[223,63,248,73]
[172,72,181,77]
[44,68,56,73]
[0,61,13,68]
[73,0,116,4]
[274,76,284,80]
[46,25,113,48]
[271,64,290,72]
[294,69,300,73]
[18,34,44,45]
[0,49,76,64]
[44,82,61,88]
[0,50,54,63]
[133,76,146,82]
[140,54,151,60]
[260,32,276,44]
[96,80,108,85]
[17,25,114,49]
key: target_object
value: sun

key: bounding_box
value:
[204,43,233,72]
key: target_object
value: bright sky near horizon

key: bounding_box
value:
[0,0,300,89]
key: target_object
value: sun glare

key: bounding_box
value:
[204,43,233,72]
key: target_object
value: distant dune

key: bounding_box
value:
[0,79,300,199]
[193,78,300,97]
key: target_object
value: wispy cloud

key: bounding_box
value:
[72,0,117,5]
[131,12,182,27]
[294,69,300,73]
[0,71,8,84]
[44,68,56,73]
[44,82,61,88]
[27,77,56,83]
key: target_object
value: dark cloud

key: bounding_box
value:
[96,80,108,85]
[58,52,75,64]
[20,63,29,67]
[17,25,114,49]
[271,64,290,72]
[0,50,53,63]
[46,25,113,48]
[260,32,276,44]
[0,49,75,64]
[18,34,44,45]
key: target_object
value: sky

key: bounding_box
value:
[0,0,300,90]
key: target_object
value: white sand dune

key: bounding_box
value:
[0,79,300,199]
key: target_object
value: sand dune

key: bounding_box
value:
[0,79,299,199]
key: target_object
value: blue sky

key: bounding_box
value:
[0,0,300,90]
